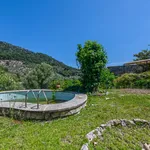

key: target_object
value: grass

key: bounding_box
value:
[0,90,150,150]
[92,126,150,150]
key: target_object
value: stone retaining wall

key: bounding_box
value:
[108,64,150,76]
[0,102,86,120]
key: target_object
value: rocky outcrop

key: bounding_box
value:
[0,60,30,76]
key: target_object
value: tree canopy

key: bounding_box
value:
[76,41,107,92]
[0,66,22,91]
[23,63,54,89]
[134,49,150,61]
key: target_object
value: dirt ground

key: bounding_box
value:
[119,89,150,94]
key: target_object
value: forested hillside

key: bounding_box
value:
[0,41,80,77]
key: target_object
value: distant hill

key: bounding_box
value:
[0,41,80,77]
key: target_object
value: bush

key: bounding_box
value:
[135,79,150,89]
[63,79,82,92]
[0,73,22,91]
[0,65,23,91]
[99,68,115,89]
[49,78,82,92]
[23,63,54,89]
[114,71,150,89]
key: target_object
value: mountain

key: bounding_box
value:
[0,41,80,77]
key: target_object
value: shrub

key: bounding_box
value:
[114,73,137,88]
[114,71,150,89]
[49,78,82,92]
[0,73,22,91]
[135,79,150,89]
[99,68,115,89]
[63,79,82,92]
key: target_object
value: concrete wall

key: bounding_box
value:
[108,64,150,76]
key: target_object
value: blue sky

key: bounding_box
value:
[0,0,150,67]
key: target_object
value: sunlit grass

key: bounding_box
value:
[0,90,150,150]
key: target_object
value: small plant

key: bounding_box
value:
[51,91,56,103]
[9,101,16,119]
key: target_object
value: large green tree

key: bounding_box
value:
[134,49,150,61]
[76,41,107,92]
[23,63,54,89]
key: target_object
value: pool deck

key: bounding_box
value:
[0,90,87,120]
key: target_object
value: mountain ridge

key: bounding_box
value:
[0,41,80,77]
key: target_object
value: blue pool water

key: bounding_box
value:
[0,90,75,103]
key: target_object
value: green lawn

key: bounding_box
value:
[0,90,150,150]
[92,126,150,150]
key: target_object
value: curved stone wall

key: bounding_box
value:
[0,90,87,120]
[81,119,150,150]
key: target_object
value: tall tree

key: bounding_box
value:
[134,49,150,61]
[23,63,54,89]
[76,41,107,92]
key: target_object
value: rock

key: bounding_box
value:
[93,142,98,146]
[113,119,121,126]
[125,120,135,126]
[81,143,88,150]
[120,119,127,127]
[86,130,97,142]
[106,119,121,127]
[133,119,149,124]
[100,124,107,128]
[133,118,147,122]
[95,128,102,138]
[98,127,105,133]
[106,120,114,127]
[142,143,150,150]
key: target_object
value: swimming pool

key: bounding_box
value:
[0,90,75,104]
[0,90,87,120]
